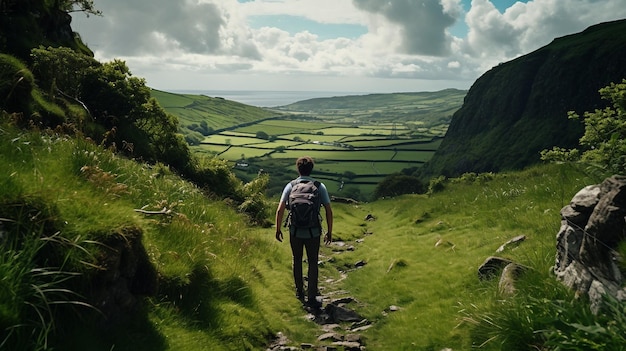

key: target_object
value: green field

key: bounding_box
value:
[153,89,466,200]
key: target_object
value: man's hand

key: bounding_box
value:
[324,232,332,245]
[275,229,283,242]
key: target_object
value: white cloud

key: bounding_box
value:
[353,0,460,56]
[70,0,626,93]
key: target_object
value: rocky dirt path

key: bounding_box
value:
[267,215,395,351]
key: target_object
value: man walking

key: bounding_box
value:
[275,156,333,311]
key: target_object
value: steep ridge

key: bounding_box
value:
[421,19,626,178]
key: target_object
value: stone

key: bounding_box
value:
[553,175,626,313]
[569,184,601,212]
[495,235,526,253]
[323,304,364,323]
[332,341,361,350]
[354,260,367,268]
[318,333,342,342]
[498,263,528,295]
[477,256,514,280]
[435,238,455,248]
[331,196,359,204]
[344,334,362,342]
[321,323,341,332]
[387,305,401,312]
[351,324,372,332]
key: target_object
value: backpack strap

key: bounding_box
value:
[310,180,322,238]
[284,179,304,228]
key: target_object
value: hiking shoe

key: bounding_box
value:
[305,298,322,313]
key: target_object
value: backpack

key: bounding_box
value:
[287,179,322,230]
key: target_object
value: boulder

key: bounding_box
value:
[554,175,626,313]
[498,263,528,295]
[495,235,526,253]
[478,256,514,280]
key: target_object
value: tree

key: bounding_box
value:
[57,0,102,16]
[342,171,357,180]
[31,46,99,98]
[541,79,626,174]
[256,131,269,140]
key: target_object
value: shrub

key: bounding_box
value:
[373,173,425,199]
[427,175,447,194]
[541,79,626,174]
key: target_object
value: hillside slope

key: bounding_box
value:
[151,89,278,131]
[421,19,626,178]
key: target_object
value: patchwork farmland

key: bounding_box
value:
[153,89,466,200]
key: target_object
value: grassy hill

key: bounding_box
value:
[2,120,616,350]
[275,88,465,125]
[151,89,278,132]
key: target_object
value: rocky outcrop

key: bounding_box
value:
[90,226,158,327]
[554,175,626,313]
[0,0,92,61]
[421,19,626,178]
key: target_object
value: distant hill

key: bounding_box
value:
[420,19,626,178]
[276,88,466,126]
[151,89,278,131]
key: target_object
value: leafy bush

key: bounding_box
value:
[541,79,626,174]
[238,173,271,226]
[427,175,447,194]
[30,46,99,99]
[373,173,425,199]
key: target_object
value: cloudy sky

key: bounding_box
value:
[70,0,626,95]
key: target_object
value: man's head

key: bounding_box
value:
[296,156,314,176]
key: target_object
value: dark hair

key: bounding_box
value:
[296,156,314,176]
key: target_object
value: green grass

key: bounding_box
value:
[3,121,618,351]
[318,163,601,350]
[0,125,293,350]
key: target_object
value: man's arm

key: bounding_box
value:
[275,200,286,242]
[323,203,333,245]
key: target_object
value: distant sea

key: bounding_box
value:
[170,90,368,107]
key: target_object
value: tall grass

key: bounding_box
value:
[0,206,96,350]
[0,123,295,350]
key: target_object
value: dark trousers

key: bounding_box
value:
[289,234,320,300]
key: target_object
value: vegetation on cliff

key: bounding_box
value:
[421,19,626,179]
